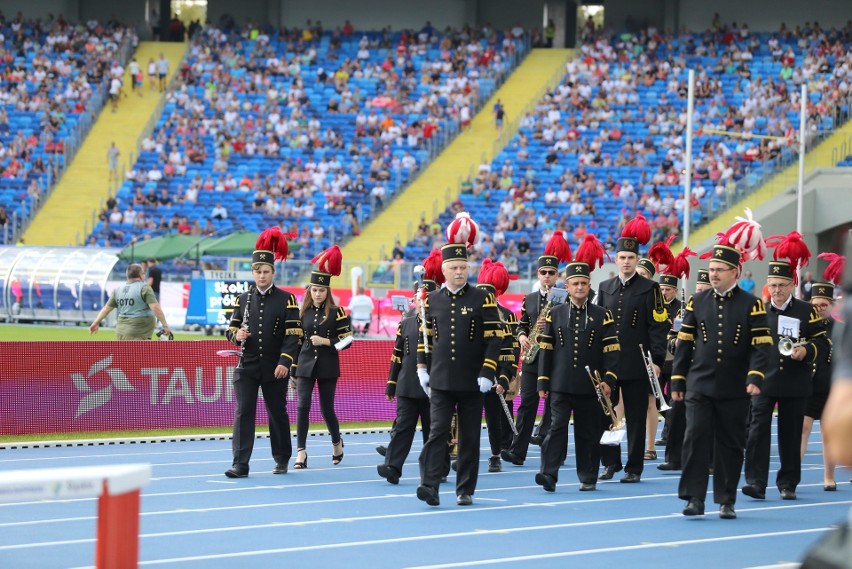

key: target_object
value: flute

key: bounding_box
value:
[236,285,253,370]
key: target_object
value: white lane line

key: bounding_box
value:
[404,528,831,568]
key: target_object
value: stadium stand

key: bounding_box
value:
[0,15,136,244]
[401,23,852,276]
[85,22,528,275]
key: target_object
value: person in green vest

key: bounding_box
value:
[545,20,556,48]
[89,263,171,340]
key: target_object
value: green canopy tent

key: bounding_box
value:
[117,234,204,262]
[198,230,302,257]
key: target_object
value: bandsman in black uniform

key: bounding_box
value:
[596,214,669,482]
[224,228,302,478]
[800,254,841,491]
[659,267,711,472]
[672,227,772,519]
[501,231,571,466]
[743,233,828,501]
[378,250,444,485]
[536,235,620,492]
[293,245,353,469]
[476,259,520,473]
[416,213,503,507]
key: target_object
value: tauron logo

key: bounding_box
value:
[71,356,134,418]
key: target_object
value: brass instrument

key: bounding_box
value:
[778,337,807,356]
[641,343,671,412]
[448,412,459,459]
[586,366,626,445]
[521,286,550,364]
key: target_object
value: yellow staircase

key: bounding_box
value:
[682,127,852,249]
[24,42,187,246]
[341,49,573,267]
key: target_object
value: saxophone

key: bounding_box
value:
[521,286,550,364]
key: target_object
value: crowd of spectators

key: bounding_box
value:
[0,11,136,243]
[400,19,852,276]
[87,20,527,261]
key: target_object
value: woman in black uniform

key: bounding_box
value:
[293,245,353,468]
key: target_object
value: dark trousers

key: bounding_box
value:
[664,398,686,466]
[745,394,806,492]
[542,392,599,484]
[384,396,430,474]
[499,397,515,450]
[232,367,292,471]
[296,376,341,449]
[508,368,546,460]
[483,389,504,456]
[679,393,750,506]
[600,379,648,475]
[420,389,484,496]
[533,403,552,439]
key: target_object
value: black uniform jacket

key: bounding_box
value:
[597,272,669,377]
[226,285,302,372]
[763,297,829,398]
[478,284,520,391]
[812,317,834,395]
[671,286,772,397]
[295,303,353,378]
[387,311,428,399]
[417,283,503,390]
[537,300,620,394]
[517,288,549,369]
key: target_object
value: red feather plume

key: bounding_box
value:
[766,231,811,284]
[446,212,480,248]
[543,230,572,263]
[311,245,343,277]
[621,213,651,245]
[817,252,845,286]
[478,258,515,296]
[574,234,609,270]
[255,226,297,261]
[422,248,445,286]
[648,234,676,269]
[664,247,697,279]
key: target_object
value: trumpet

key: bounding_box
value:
[640,343,671,412]
[778,337,807,356]
[586,366,624,430]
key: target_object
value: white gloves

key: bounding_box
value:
[478,377,493,393]
[417,368,431,397]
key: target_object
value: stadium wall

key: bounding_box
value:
[676,0,847,33]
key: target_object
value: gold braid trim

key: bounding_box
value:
[603,344,620,353]
[677,332,694,342]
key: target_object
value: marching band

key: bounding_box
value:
[225,212,843,519]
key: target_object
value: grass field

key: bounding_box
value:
[0,323,218,341]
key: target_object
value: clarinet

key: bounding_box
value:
[236,286,253,370]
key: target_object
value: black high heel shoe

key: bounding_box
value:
[294,448,308,469]
[332,438,345,465]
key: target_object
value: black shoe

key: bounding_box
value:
[376,445,387,457]
[599,465,622,480]
[500,449,524,466]
[451,460,458,472]
[457,493,473,506]
[780,488,797,500]
[224,467,248,478]
[657,462,681,471]
[530,434,544,446]
[377,464,400,485]
[272,463,288,474]
[719,503,736,519]
[535,472,556,492]
[416,485,440,506]
[579,482,596,491]
[682,498,705,516]
[620,473,641,483]
[488,456,502,473]
[440,476,448,483]
[655,438,667,446]
[824,483,837,492]
[742,484,766,500]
